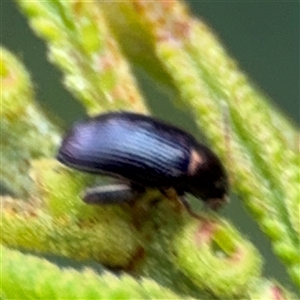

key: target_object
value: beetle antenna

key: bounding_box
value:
[221,100,234,186]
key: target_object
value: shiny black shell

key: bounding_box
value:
[57,112,228,204]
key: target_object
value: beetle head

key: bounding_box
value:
[187,145,229,210]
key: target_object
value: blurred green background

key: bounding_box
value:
[1,1,299,293]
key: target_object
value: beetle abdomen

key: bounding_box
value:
[57,112,191,186]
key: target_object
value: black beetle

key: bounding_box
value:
[57,112,229,211]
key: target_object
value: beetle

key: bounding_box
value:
[57,112,229,211]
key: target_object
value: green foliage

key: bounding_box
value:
[1,245,181,299]
[1,0,299,298]
[1,47,61,197]
[15,0,147,115]
[172,220,262,296]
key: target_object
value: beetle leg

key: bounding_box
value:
[160,188,204,220]
[178,195,204,221]
[82,183,144,205]
[160,188,184,211]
